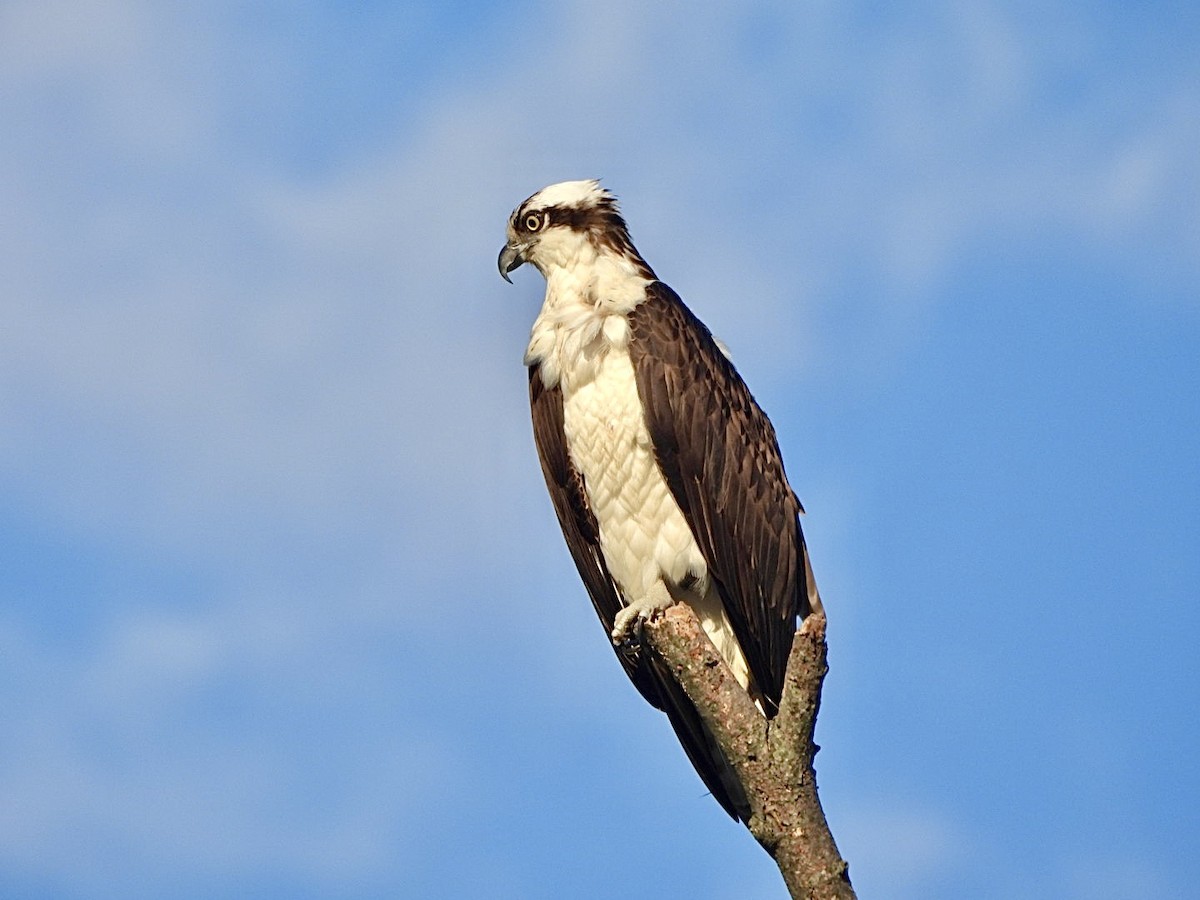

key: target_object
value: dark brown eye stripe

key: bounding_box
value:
[515,200,655,280]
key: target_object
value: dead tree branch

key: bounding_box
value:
[643,605,855,900]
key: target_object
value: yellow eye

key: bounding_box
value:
[524,212,544,232]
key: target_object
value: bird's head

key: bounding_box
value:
[498,179,653,283]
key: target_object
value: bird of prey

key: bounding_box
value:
[499,180,821,820]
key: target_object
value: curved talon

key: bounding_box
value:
[611,583,675,642]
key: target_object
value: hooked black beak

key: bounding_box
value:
[498,244,525,283]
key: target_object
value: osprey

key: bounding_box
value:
[499,180,821,820]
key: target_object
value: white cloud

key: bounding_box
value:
[0,594,461,890]
[0,2,1196,895]
[2,0,1196,561]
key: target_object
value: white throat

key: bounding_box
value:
[524,248,652,391]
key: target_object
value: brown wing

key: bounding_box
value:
[628,282,815,715]
[528,365,749,819]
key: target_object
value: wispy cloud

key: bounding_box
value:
[0,1,1196,896]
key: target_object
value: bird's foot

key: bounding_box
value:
[611,584,674,644]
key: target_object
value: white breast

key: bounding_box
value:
[561,347,707,600]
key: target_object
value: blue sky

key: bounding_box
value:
[1,2,1197,898]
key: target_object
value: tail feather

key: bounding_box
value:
[649,652,750,820]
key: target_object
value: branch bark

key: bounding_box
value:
[643,605,855,900]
